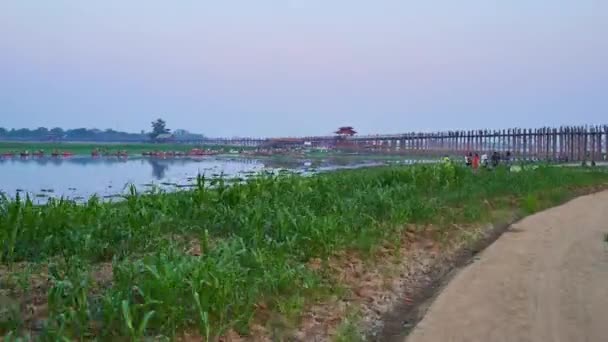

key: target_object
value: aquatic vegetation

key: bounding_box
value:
[0,142,254,156]
[1,164,607,339]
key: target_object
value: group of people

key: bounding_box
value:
[463,151,511,170]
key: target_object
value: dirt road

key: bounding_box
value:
[406,191,608,342]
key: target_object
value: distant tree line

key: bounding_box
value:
[0,124,205,143]
[0,127,146,142]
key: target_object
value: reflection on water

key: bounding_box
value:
[0,156,267,201]
[148,159,169,179]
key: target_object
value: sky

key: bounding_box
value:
[1,1,607,137]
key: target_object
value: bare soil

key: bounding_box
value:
[406,190,608,342]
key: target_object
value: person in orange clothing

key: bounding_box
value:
[472,153,480,170]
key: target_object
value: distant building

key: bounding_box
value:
[173,129,190,136]
[334,126,357,150]
[155,133,175,143]
[334,126,357,137]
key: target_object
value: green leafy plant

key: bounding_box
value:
[1,164,607,338]
[121,300,155,341]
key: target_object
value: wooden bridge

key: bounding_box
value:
[200,125,608,162]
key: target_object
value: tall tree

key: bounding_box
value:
[34,127,49,138]
[150,119,170,140]
[50,127,64,135]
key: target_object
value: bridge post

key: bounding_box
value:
[589,127,594,162]
[580,127,584,161]
[558,127,563,160]
[575,126,580,161]
[536,128,545,159]
[583,126,588,161]
[568,126,572,160]
[568,127,574,161]
[510,129,516,156]
[544,127,548,160]
[522,128,528,158]
[579,126,584,161]
[601,126,605,158]
[541,128,546,158]
[604,125,608,159]
[512,128,517,155]
[594,126,599,161]
[551,128,557,161]
[459,130,464,154]
[559,126,568,159]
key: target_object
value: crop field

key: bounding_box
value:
[1,164,608,340]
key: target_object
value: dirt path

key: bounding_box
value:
[406,191,608,342]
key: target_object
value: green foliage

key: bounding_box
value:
[521,194,540,214]
[43,258,92,340]
[150,119,170,140]
[1,165,607,339]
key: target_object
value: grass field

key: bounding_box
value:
[1,164,607,340]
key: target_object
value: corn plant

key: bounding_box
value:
[1,164,608,339]
[121,300,155,341]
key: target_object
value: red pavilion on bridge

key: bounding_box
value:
[333,126,358,151]
[334,126,357,137]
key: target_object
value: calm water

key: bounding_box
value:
[0,156,389,202]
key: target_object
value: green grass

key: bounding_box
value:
[1,164,607,340]
[333,309,364,342]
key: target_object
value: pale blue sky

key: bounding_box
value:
[1,1,606,137]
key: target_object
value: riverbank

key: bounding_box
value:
[0,141,235,155]
[1,164,607,340]
[0,141,441,168]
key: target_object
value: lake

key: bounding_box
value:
[0,155,393,202]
